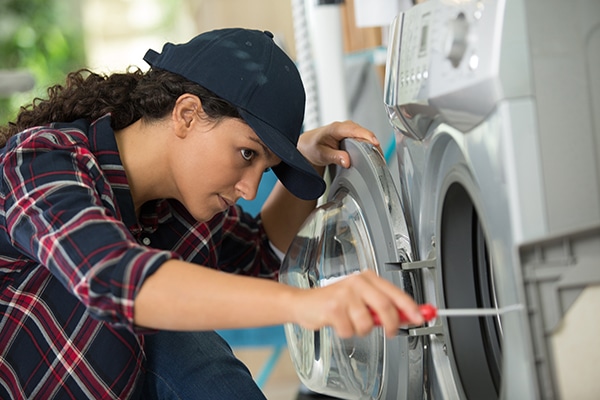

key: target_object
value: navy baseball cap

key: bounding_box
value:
[143,28,326,200]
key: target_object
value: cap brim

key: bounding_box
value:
[238,109,326,200]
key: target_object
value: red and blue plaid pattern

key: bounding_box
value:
[0,116,280,399]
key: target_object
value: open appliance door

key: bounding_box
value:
[279,139,424,400]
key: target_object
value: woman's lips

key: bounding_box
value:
[218,195,232,210]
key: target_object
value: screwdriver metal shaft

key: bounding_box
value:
[435,304,524,317]
[370,303,524,325]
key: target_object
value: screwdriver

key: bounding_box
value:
[369,303,524,325]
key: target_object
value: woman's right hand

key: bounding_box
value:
[289,270,424,338]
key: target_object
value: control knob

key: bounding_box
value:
[445,12,469,67]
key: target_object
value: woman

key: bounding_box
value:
[0,28,423,399]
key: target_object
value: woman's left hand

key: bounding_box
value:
[297,121,382,170]
[261,121,382,252]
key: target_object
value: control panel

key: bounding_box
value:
[384,0,532,138]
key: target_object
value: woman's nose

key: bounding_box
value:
[235,169,262,201]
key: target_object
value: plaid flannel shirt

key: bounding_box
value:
[0,115,280,399]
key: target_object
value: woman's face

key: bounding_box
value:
[169,115,280,221]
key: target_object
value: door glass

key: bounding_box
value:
[280,189,384,400]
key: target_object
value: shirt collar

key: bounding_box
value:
[87,115,139,230]
[87,115,172,234]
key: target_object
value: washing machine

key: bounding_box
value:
[280,0,600,399]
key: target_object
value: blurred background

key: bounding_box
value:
[0,0,390,125]
[0,1,405,398]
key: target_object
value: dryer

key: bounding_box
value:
[280,0,600,399]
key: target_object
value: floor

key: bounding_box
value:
[234,346,301,400]
[218,325,305,400]
[220,326,339,400]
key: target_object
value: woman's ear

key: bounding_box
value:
[172,94,203,138]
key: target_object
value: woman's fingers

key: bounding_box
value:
[298,121,381,168]
[294,270,422,338]
[345,271,422,337]
[360,271,424,327]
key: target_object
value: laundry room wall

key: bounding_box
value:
[178,0,298,58]
[81,0,386,74]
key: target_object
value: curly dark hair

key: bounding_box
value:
[0,68,241,147]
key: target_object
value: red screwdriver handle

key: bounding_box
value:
[419,304,438,322]
[369,303,438,326]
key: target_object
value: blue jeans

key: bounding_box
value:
[141,330,267,400]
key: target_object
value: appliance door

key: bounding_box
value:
[279,139,423,400]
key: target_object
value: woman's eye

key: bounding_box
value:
[241,149,255,161]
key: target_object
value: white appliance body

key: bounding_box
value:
[280,0,600,399]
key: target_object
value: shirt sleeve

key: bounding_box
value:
[1,130,176,330]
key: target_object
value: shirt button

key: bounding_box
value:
[142,237,151,245]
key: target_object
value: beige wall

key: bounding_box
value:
[83,0,297,72]
[184,0,297,57]
[82,0,384,73]
[186,0,385,57]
